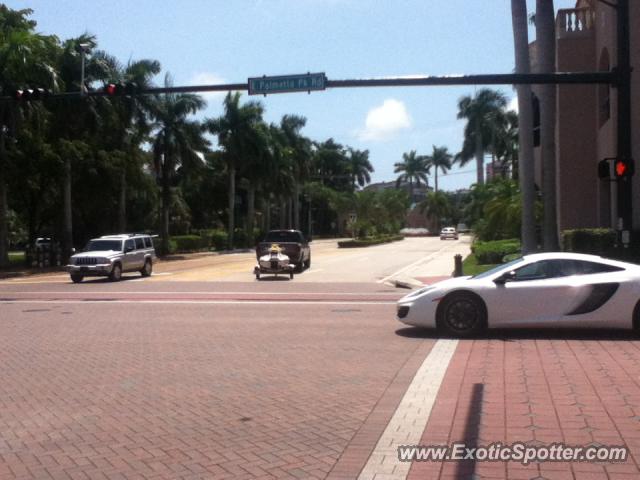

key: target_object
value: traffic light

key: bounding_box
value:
[614,158,634,178]
[103,82,140,97]
[13,87,51,101]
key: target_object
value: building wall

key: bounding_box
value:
[630,0,640,229]
[555,11,600,230]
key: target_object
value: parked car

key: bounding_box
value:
[397,252,640,337]
[256,230,311,272]
[440,227,459,240]
[66,234,156,283]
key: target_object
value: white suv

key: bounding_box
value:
[66,234,156,283]
[440,227,459,240]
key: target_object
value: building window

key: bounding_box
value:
[598,49,611,128]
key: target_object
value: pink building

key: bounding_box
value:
[532,0,640,232]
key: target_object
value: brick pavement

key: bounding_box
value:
[0,301,430,480]
[408,332,640,480]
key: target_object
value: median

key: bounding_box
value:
[337,235,405,248]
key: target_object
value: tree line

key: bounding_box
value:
[0,6,383,265]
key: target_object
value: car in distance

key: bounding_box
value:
[440,227,458,240]
[397,252,640,337]
[256,230,311,272]
[66,234,156,283]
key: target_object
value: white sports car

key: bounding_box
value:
[397,252,640,337]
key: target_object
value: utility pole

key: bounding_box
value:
[616,0,633,241]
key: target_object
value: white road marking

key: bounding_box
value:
[358,338,458,480]
[0,300,396,306]
[3,290,400,297]
[377,244,451,283]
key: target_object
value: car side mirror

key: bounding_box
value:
[306,236,312,243]
[71,247,76,254]
[494,270,516,285]
[125,246,134,253]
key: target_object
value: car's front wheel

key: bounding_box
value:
[437,292,487,338]
[109,263,122,282]
[70,274,83,283]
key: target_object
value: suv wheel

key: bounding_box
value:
[140,259,152,277]
[70,274,83,283]
[109,263,122,282]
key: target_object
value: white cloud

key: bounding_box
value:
[356,99,412,142]
[188,72,228,101]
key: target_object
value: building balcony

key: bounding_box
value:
[557,8,595,39]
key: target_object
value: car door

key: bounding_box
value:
[123,239,137,271]
[485,260,583,327]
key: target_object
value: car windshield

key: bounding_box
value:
[85,240,122,252]
[472,257,525,279]
[263,231,301,243]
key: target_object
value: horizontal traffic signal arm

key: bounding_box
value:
[0,71,618,101]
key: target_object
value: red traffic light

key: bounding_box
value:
[614,158,635,178]
[104,82,139,96]
[105,83,117,96]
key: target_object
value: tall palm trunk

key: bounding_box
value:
[475,120,485,185]
[512,0,537,253]
[434,170,439,193]
[264,196,271,231]
[293,183,300,230]
[537,0,559,250]
[227,163,235,249]
[279,199,286,228]
[63,157,73,262]
[0,130,7,267]
[246,183,256,247]
[161,156,171,255]
[118,168,127,232]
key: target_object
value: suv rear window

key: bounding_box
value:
[263,231,303,243]
[144,237,153,248]
[135,237,144,249]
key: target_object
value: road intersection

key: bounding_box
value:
[2,237,640,480]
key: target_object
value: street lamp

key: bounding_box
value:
[77,43,91,97]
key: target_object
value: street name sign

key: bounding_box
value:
[248,73,327,96]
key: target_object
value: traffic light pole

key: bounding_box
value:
[616,0,633,239]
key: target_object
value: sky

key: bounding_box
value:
[7,0,577,191]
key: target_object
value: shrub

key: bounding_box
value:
[199,229,228,251]
[171,235,207,253]
[562,228,616,255]
[472,238,521,264]
[338,235,404,248]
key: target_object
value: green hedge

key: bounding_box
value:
[562,228,616,255]
[171,235,208,253]
[199,229,228,251]
[338,235,404,248]
[472,238,521,265]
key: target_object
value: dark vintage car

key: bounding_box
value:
[256,230,311,272]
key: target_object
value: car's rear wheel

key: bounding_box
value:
[70,274,83,283]
[632,300,640,333]
[109,263,122,282]
[437,292,487,338]
[140,259,152,277]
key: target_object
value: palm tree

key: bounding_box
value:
[511,0,537,253]
[348,148,374,190]
[96,52,161,232]
[426,145,452,193]
[536,0,559,250]
[280,115,311,230]
[492,110,519,178]
[419,191,451,232]
[394,150,430,204]
[456,88,508,185]
[151,74,208,255]
[0,6,60,265]
[204,92,264,248]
